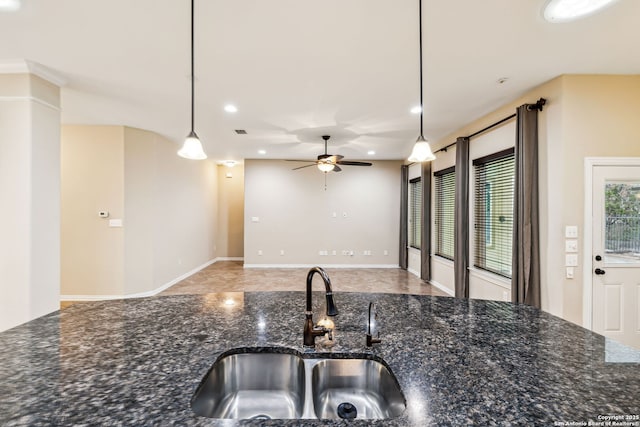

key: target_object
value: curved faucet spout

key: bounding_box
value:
[304,267,338,347]
[306,266,338,316]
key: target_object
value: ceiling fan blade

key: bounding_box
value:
[337,160,373,166]
[285,159,316,163]
[332,165,342,172]
[292,164,318,170]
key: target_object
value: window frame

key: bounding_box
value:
[409,177,422,250]
[434,166,456,261]
[472,148,515,279]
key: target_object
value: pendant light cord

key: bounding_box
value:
[418,0,424,137]
[190,0,195,133]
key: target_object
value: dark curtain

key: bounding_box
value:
[512,105,541,308]
[454,137,470,299]
[420,162,432,281]
[399,165,409,270]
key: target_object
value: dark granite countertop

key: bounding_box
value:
[1,291,639,426]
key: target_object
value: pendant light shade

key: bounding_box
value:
[178,131,207,160]
[408,0,435,163]
[178,0,207,160]
[408,135,435,162]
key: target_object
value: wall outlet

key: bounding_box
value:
[332,250,336,256]
[566,267,574,279]
[280,250,285,256]
[251,216,260,223]
[258,250,263,256]
[383,250,388,256]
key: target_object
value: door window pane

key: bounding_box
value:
[605,182,640,263]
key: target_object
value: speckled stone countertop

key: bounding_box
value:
[1,291,639,426]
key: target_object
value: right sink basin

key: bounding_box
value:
[311,358,406,420]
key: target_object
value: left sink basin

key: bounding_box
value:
[191,352,305,420]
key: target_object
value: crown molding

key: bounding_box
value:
[0,59,67,87]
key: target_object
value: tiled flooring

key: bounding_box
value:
[159,261,448,296]
[61,261,448,308]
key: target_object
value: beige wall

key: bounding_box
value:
[0,74,61,332]
[61,125,218,298]
[431,74,640,325]
[216,164,244,258]
[244,159,401,267]
[61,126,126,295]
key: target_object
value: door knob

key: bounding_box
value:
[594,268,606,275]
[595,255,602,261]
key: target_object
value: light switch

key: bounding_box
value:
[251,217,260,223]
[565,254,578,267]
[566,267,574,279]
[565,239,578,253]
[109,219,123,227]
[565,225,578,238]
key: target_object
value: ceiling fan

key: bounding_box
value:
[287,135,372,173]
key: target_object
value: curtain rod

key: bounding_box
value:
[434,98,546,154]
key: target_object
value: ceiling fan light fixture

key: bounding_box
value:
[408,135,435,163]
[178,131,207,160]
[543,0,619,23]
[317,162,335,173]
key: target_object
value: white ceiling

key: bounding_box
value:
[1,0,639,162]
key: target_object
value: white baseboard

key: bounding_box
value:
[60,257,232,301]
[243,263,400,269]
[407,267,420,277]
[429,279,455,296]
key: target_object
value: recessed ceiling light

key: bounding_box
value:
[543,0,619,23]
[0,0,20,11]
[224,104,238,113]
[410,106,422,114]
[367,150,376,155]
[258,149,267,155]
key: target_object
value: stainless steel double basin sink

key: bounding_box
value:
[191,349,406,421]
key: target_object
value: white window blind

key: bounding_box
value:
[409,178,422,249]
[473,149,515,278]
[435,167,455,260]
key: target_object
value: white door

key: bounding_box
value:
[592,165,640,350]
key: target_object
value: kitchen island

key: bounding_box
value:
[0,291,638,426]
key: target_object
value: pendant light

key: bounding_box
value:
[408,0,435,163]
[178,0,207,160]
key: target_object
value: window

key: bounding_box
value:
[409,178,422,249]
[473,149,515,278]
[435,167,455,260]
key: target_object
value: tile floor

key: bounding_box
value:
[159,261,448,296]
[61,261,448,308]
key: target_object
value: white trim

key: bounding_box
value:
[0,59,67,86]
[214,257,244,262]
[407,267,420,277]
[0,95,61,111]
[60,258,219,301]
[468,266,511,290]
[428,279,455,296]
[243,264,400,269]
[582,157,640,330]
[432,254,454,268]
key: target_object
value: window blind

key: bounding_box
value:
[435,167,455,260]
[473,149,515,278]
[409,178,422,249]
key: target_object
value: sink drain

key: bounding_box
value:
[250,414,272,420]
[337,402,357,420]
